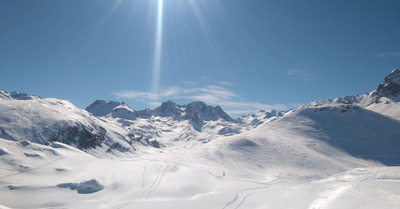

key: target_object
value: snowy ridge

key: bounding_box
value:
[0,90,40,100]
[278,103,400,165]
[238,110,285,127]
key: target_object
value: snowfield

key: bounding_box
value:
[0,138,399,209]
[1,69,400,208]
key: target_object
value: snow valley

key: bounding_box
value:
[1,69,400,209]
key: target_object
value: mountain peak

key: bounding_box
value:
[85,100,122,117]
[154,100,181,117]
[0,89,40,100]
[185,101,233,123]
[386,68,400,84]
[186,101,207,110]
[374,68,400,98]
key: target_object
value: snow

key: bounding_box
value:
[0,93,147,154]
[1,69,400,208]
[0,137,399,209]
[284,104,400,165]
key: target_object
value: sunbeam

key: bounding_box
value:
[151,0,164,96]
[188,0,222,62]
[93,0,124,35]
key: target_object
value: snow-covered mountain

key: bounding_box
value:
[307,68,400,120]
[86,100,241,143]
[1,69,400,162]
[85,100,126,117]
[268,69,400,165]
[0,90,159,156]
[374,68,400,98]
[238,110,286,127]
[86,99,152,120]
[87,100,234,123]
[1,69,400,209]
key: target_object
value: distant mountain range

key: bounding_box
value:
[0,69,399,165]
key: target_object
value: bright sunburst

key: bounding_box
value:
[106,0,221,100]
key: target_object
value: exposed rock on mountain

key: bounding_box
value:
[374,68,400,98]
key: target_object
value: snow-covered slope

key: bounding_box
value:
[238,110,285,127]
[0,90,154,155]
[232,166,400,209]
[0,134,397,209]
[279,103,400,165]
[254,69,400,165]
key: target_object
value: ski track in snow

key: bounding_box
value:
[130,160,150,201]
[138,162,171,201]
[117,156,175,209]
[222,179,282,209]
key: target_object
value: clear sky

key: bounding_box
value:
[1,0,400,117]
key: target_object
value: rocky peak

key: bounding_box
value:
[374,69,400,98]
[154,101,181,117]
[186,101,207,113]
[85,100,122,117]
[0,90,40,100]
[185,101,233,122]
[0,90,11,99]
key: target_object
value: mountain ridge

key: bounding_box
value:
[0,69,399,164]
[86,100,235,123]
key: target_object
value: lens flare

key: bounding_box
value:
[188,0,223,64]
[152,0,164,96]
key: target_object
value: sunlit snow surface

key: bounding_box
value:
[1,134,399,209]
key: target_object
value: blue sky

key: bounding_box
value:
[1,0,400,117]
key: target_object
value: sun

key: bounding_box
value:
[104,0,219,99]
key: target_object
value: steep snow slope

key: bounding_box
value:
[0,90,151,155]
[270,69,400,165]
[283,104,400,165]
